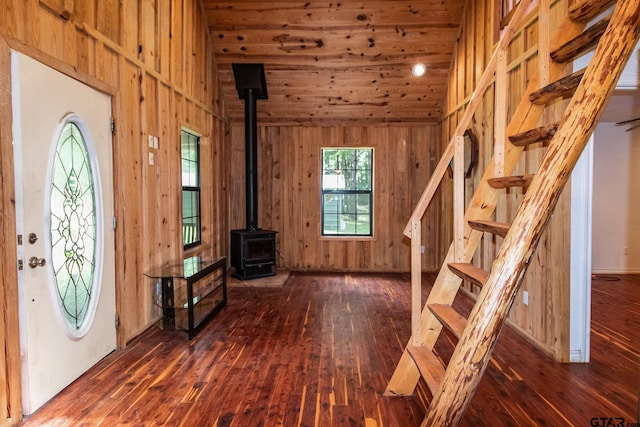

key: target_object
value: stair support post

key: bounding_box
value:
[411,220,422,346]
[494,48,507,178]
[538,0,551,86]
[453,135,465,262]
[423,3,640,424]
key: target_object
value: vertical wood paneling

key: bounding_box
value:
[74,0,95,28]
[94,43,119,89]
[214,120,231,257]
[183,0,194,96]
[117,59,144,340]
[139,0,158,70]
[158,83,181,264]
[230,125,440,272]
[474,1,487,86]
[0,0,227,422]
[170,0,184,88]
[440,0,572,359]
[157,2,171,78]
[464,4,474,99]
[97,0,121,46]
[75,31,94,77]
[1,1,25,39]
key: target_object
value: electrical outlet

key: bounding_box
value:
[420,245,425,254]
[148,134,154,148]
[523,291,529,306]
[148,152,154,165]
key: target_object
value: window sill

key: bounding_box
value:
[319,235,374,242]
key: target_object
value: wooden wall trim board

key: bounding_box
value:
[4,35,116,96]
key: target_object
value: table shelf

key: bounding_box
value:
[146,256,227,339]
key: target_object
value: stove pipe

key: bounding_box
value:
[244,88,259,231]
[232,63,268,232]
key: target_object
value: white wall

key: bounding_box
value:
[592,122,640,273]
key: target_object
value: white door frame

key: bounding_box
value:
[569,137,593,363]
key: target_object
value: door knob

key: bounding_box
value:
[28,233,38,244]
[28,257,46,269]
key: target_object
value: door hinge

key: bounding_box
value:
[18,259,23,271]
[110,117,116,135]
[17,234,23,245]
[112,216,117,231]
[114,313,120,330]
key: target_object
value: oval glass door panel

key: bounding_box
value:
[49,116,102,338]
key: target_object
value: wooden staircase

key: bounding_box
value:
[385,0,640,425]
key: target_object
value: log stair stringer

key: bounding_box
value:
[385,1,640,425]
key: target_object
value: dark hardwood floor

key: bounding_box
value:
[20,272,639,426]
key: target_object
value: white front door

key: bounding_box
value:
[11,52,117,415]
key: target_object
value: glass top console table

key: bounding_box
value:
[145,256,227,339]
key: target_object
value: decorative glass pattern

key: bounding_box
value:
[50,122,97,331]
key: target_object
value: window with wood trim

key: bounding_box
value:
[181,129,201,248]
[321,148,373,237]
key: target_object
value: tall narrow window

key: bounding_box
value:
[321,148,373,236]
[182,130,201,248]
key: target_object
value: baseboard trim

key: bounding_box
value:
[592,269,640,274]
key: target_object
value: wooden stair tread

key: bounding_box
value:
[569,0,616,23]
[468,219,510,238]
[529,69,585,105]
[550,17,610,63]
[406,345,445,394]
[428,304,466,339]
[509,122,559,146]
[448,263,489,288]
[487,174,534,190]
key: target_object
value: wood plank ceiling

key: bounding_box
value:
[202,1,467,125]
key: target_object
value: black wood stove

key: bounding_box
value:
[230,63,277,280]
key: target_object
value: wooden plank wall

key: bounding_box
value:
[441,0,571,360]
[229,124,447,272]
[0,0,228,423]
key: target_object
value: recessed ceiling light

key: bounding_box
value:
[412,63,426,77]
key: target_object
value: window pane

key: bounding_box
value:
[181,130,201,247]
[356,193,372,235]
[182,132,200,187]
[182,132,198,161]
[182,189,200,246]
[181,131,198,187]
[321,148,373,236]
[356,151,372,191]
[323,193,344,233]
